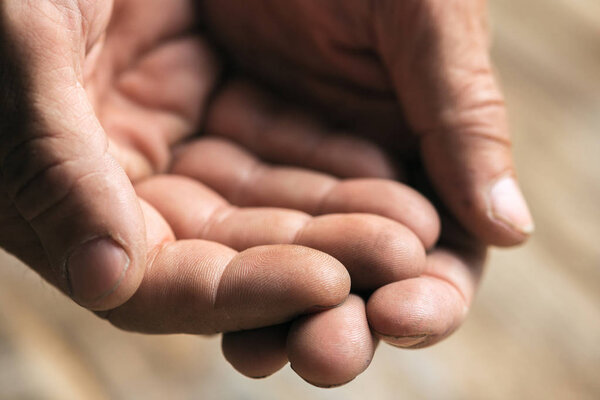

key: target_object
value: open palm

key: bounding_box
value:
[84,3,443,386]
[1,0,444,387]
[158,80,486,386]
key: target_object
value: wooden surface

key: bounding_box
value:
[1,0,599,398]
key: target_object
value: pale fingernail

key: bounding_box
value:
[67,237,130,306]
[305,378,355,389]
[314,382,350,389]
[488,176,534,234]
[379,334,428,348]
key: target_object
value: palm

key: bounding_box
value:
[198,0,490,307]
[202,0,489,140]
[92,1,488,383]
[202,0,397,130]
[200,0,521,251]
[145,79,485,384]
[84,0,215,180]
[69,1,442,385]
[1,0,488,387]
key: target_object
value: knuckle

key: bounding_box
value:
[1,116,107,221]
[4,144,103,224]
[2,136,67,219]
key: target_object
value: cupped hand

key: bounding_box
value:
[0,0,498,388]
[201,0,534,246]
[0,0,207,310]
[0,3,414,385]
[153,80,485,386]
[0,0,351,339]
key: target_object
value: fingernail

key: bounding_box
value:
[313,382,350,389]
[249,375,269,380]
[380,334,428,348]
[488,176,534,234]
[67,237,129,305]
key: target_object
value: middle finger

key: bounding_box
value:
[170,137,440,249]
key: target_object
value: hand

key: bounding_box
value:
[160,80,485,386]
[0,0,351,340]
[201,0,534,246]
[134,156,437,383]
[0,0,208,310]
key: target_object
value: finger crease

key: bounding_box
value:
[420,125,512,148]
[312,180,340,215]
[421,273,470,307]
[231,160,267,206]
[198,204,237,240]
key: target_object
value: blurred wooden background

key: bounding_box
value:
[1,0,598,398]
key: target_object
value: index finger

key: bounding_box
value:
[102,199,351,334]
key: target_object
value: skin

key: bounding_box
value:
[0,1,357,336]
[164,82,486,384]
[201,0,534,245]
[187,1,535,383]
[0,0,436,386]
[0,0,527,388]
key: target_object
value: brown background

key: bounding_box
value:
[1,0,599,398]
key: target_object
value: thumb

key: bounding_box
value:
[375,0,533,246]
[0,3,146,309]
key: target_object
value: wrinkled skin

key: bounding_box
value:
[0,0,528,388]
[167,80,486,385]
[201,0,533,246]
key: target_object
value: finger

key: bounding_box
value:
[105,200,351,334]
[0,5,145,310]
[287,295,377,388]
[205,80,398,180]
[367,243,486,348]
[223,296,380,386]
[137,175,426,289]
[374,0,534,246]
[170,138,440,248]
[107,242,350,334]
[221,323,290,379]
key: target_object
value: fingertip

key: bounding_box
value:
[296,214,426,290]
[213,245,351,332]
[318,180,441,250]
[306,253,352,313]
[222,325,289,379]
[287,295,375,387]
[366,278,467,349]
[297,247,352,310]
